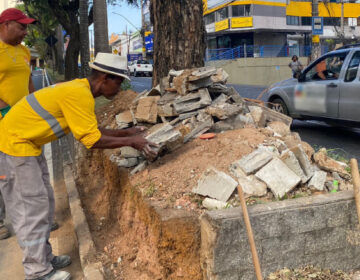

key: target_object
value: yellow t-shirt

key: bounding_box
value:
[0,79,102,156]
[0,41,31,107]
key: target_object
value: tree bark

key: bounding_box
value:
[94,0,111,55]
[79,0,91,77]
[150,0,206,86]
[55,25,65,75]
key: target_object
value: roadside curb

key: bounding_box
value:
[63,164,104,280]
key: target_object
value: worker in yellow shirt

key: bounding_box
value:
[0,52,157,280]
[0,8,36,240]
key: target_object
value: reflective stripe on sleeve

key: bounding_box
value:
[26,94,66,139]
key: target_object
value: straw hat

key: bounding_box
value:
[89,52,130,81]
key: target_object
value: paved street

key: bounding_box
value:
[130,76,360,162]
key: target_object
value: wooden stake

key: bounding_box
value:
[237,185,263,280]
[351,158,360,225]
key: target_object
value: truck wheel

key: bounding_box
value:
[272,98,289,116]
[134,70,137,77]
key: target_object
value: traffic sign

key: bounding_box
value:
[312,17,323,35]
[45,35,58,47]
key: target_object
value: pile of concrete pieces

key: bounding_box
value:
[193,138,352,210]
[110,66,294,174]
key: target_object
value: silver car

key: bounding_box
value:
[266,45,360,127]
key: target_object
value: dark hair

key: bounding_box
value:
[292,55,298,60]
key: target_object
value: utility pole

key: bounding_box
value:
[141,0,147,60]
[311,0,321,61]
[341,0,345,40]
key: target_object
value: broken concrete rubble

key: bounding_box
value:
[115,110,133,129]
[249,106,266,127]
[202,198,229,210]
[146,123,182,151]
[135,96,160,124]
[313,149,350,180]
[308,170,327,191]
[255,158,301,198]
[281,150,308,183]
[233,148,273,175]
[229,165,267,197]
[290,144,314,179]
[102,66,353,209]
[173,88,212,114]
[192,167,238,202]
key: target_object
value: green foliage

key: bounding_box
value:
[121,79,132,90]
[17,2,59,60]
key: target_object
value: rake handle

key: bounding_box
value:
[237,185,263,280]
[351,158,360,225]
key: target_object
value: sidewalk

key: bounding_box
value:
[0,144,84,279]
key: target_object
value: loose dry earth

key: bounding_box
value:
[76,89,354,280]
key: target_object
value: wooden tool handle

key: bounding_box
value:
[237,185,263,280]
[351,159,360,225]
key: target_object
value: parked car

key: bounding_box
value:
[266,45,360,127]
[128,60,153,77]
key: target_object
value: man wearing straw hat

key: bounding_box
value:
[0,52,157,280]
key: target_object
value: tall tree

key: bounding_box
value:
[150,0,206,86]
[94,0,111,54]
[79,0,91,77]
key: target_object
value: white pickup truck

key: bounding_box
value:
[128,60,153,77]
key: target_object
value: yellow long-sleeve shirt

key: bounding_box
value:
[0,78,101,156]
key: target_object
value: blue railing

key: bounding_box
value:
[206,45,329,61]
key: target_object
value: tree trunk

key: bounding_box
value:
[94,0,110,55]
[55,25,65,75]
[79,0,91,77]
[150,0,206,86]
[65,28,80,80]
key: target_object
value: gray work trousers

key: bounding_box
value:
[0,192,5,225]
[0,152,54,279]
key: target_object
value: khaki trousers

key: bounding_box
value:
[0,152,54,279]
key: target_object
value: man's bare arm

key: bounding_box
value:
[99,126,146,137]
[92,133,158,158]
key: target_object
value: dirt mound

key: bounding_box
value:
[130,127,266,211]
[96,89,138,128]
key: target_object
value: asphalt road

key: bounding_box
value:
[130,76,360,162]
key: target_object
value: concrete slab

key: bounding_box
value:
[205,103,243,120]
[115,110,133,129]
[210,68,229,84]
[173,88,212,114]
[290,144,314,179]
[188,66,217,81]
[187,77,213,91]
[255,158,301,198]
[202,198,229,210]
[146,123,182,149]
[233,148,273,175]
[193,167,238,202]
[249,106,266,127]
[230,164,267,197]
[308,170,327,191]
[135,96,160,124]
[120,146,141,158]
[281,150,308,183]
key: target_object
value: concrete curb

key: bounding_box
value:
[63,164,104,280]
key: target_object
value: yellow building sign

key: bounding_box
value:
[231,17,253,28]
[215,19,229,32]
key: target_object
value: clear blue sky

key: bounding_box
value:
[107,2,142,36]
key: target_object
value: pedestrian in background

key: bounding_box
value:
[0,8,36,240]
[288,55,303,78]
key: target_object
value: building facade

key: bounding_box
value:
[0,0,17,12]
[203,0,360,58]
